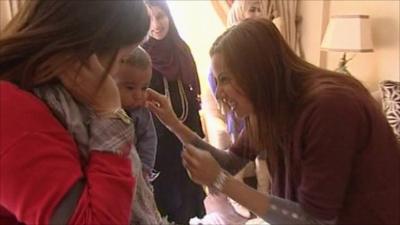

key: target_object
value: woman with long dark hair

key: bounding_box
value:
[142,1,205,224]
[0,1,151,224]
[146,18,400,224]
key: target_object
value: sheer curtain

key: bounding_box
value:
[0,0,24,35]
[260,0,303,57]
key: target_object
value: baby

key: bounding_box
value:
[113,46,158,182]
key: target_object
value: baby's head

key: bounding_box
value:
[113,46,152,110]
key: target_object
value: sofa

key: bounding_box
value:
[375,80,400,142]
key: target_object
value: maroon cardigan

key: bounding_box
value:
[231,87,400,224]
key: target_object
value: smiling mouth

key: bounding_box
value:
[152,29,163,35]
[223,98,237,111]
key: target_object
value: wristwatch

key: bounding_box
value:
[111,108,132,125]
[96,108,132,125]
[212,170,229,191]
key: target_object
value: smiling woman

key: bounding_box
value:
[145,18,400,225]
[149,5,170,40]
[211,54,254,119]
[142,1,207,224]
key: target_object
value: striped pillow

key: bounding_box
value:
[380,80,400,141]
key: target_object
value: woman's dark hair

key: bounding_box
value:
[0,0,150,89]
[210,18,372,171]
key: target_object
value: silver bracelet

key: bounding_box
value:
[212,170,229,191]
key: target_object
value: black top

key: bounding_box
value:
[150,69,205,225]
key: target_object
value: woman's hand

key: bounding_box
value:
[59,54,121,116]
[181,144,222,187]
[183,145,270,219]
[146,88,180,129]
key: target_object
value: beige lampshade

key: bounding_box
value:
[321,15,374,52]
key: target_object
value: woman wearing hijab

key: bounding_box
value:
[142,1,205,224]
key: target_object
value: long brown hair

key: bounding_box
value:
[0,0,150,90]
[210,18,372,171]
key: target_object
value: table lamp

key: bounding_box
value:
[321,15,374,75]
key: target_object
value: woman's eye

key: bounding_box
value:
[126,86,135,90]
[219,76,229,84]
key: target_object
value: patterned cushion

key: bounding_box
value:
[380,80,400,141]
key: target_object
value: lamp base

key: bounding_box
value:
[335,52,352,76]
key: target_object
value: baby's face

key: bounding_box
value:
[113,65,152,110]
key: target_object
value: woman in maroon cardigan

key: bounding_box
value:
[0,1,150,224]
[146,18,400,224]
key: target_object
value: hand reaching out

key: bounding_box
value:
[145,88,180,129]
[146,88,203,148]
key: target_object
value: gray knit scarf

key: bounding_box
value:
[34,83,163,225]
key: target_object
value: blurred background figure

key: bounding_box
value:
[142,1,206,224]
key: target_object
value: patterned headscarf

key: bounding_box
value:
[227,0,274,27]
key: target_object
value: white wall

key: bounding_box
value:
[168,1,227,145]
[298,0,328,67]
[327,0,400,90]
[299,0,399,91]
[168,1,225,94]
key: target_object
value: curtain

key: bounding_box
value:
[0,0,24,35]
[211,0,234,27]
[211,0,303,58]
[274,0,303,57]
[260,0,303,58]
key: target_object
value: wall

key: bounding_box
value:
[168,1,227,145]
[0,1,13,33]
[299,0,399,91]
[298,0,328,67]
[168,1,225,94]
